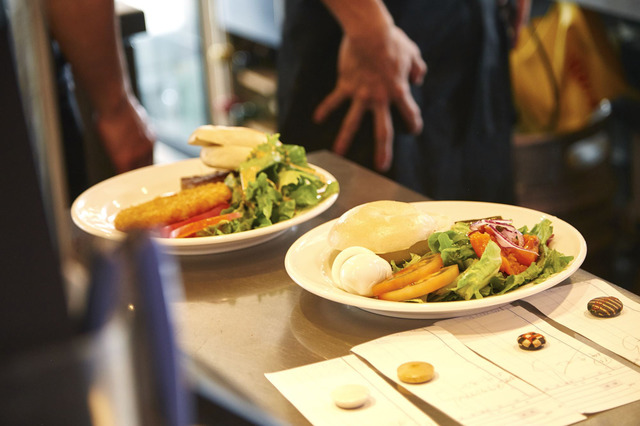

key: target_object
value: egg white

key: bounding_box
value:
[339,253,392,297]
[331,246,376,288]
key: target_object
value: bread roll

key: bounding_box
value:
[199,145,254,170]
[189,125,268,170]
[328,201,438,261]
[188,125,267,147]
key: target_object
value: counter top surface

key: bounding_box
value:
[175,150,640,425]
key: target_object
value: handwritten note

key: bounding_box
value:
[524,279,640,366]
[266,355,436,426]
[351,326,584,425]
[436,305,640,414]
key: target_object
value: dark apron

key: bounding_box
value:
[277,0,515,203]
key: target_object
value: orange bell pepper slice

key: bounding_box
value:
[469,232,491,258]
[469,231,539,276]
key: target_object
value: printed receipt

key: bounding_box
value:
[436,305,640,414]
[351,327,584,426]
[266,355,436,426]
[523,278,640,366]
[266,281,640,424]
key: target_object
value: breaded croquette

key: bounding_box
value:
[114,182,231,232]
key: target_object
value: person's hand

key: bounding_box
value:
[313,25,426,172]
[95,95,155,173]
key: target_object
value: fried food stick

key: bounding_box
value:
[114,182,231,232]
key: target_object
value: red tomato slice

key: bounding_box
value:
[158,203,230,238]
[169,211,242,238]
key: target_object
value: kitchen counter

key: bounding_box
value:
[176,150,640,425]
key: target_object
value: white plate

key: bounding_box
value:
[285,201,587,319]
[71,158,339,255]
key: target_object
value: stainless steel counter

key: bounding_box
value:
[175,150,640,425]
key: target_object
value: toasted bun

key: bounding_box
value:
[328,201,439,260]
[190,125,268,170]
[188,125,267,147]
[199,145,254,170]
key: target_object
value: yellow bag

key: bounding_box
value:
[510,3,629,134]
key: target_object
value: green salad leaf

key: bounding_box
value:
[426,218,574,301]
[454,240,502,300]
[427,221,476,271]
[197,135,339,236]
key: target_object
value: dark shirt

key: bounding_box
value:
[278,0,516,203]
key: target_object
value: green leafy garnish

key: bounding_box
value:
[200,135,339,235]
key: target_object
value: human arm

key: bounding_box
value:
[500,0,532,46]
[314,0,426,172]
[515,0,532,38]
[45,0,154,173]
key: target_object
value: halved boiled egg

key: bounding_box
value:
[331,246,392,296]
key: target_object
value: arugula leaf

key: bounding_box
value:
[211,135,338,235]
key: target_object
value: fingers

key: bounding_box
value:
[410,54,427,85]
[373,104,394,172]
[332,99,365,156]
[319,84,420,171]
[331,98,395,173]
[394,84,423,135]
[314,88,347,124]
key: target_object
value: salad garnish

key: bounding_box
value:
[399,218,573,302]
[196,135,340,236]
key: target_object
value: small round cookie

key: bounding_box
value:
[397,361,435,384]
[587,296,623,318]
[331,384,370,409]
[517,332,546,350]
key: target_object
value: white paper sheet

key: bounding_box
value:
[523,279,640,366]
[436,305,640,414]
[351,326,584,426]
[266,355,436,426]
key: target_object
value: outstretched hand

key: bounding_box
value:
[313,25,426,172]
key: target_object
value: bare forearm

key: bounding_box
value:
[320,0,393,38]
[45,0,130,116]
[45,0,154,173]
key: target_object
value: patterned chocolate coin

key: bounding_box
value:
[517,332,546,350]
[588,296,623,318]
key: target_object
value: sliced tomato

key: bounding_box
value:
[159,203,230,238]
[169,211,242,238]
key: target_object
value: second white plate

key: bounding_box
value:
[285,201,587,319]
